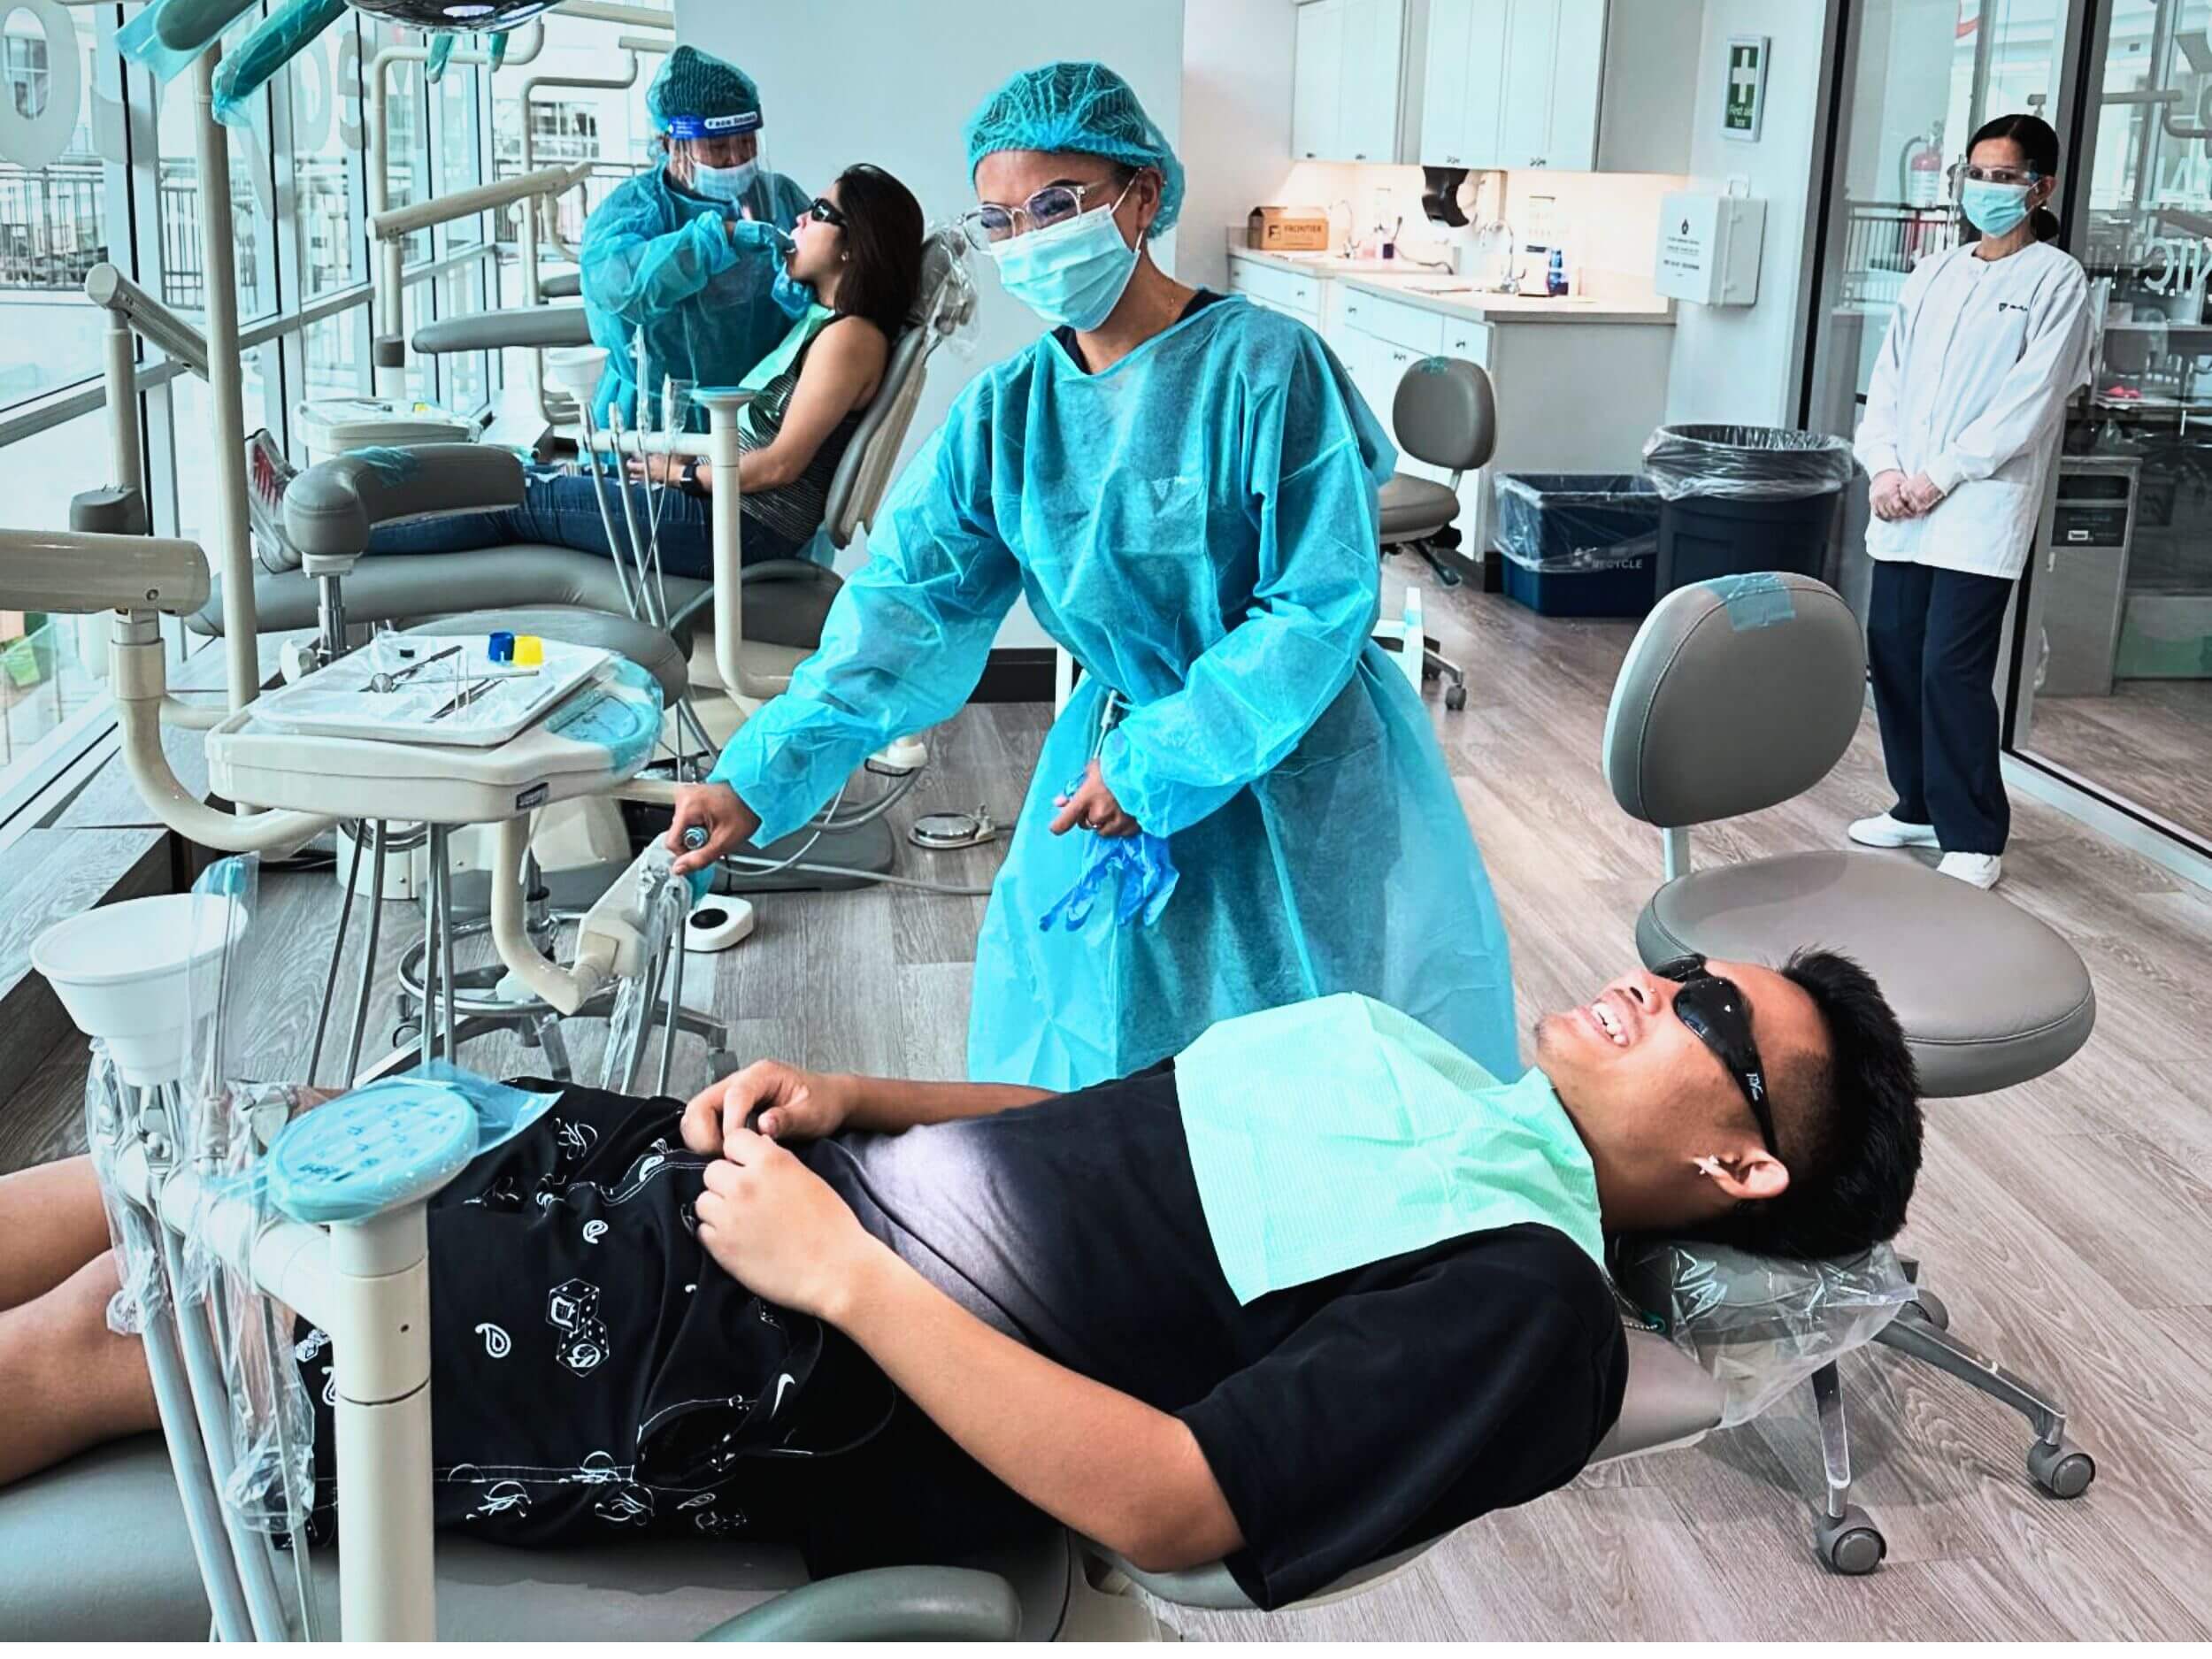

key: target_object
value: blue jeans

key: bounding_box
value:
[367,468,807,579]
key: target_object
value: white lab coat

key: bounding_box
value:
[1854,240,2093,580]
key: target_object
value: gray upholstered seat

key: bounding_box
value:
[1379,473,1462,536]
[1604,573,2096,1097]
[1638,849,2094,1097]
[411,304,593,354]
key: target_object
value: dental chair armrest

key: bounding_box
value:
[539,271,582,299]
[1083,1538,1434,1612]
[412,305,593,354]
[692,1567,1022,1642]
[284,445,525,563]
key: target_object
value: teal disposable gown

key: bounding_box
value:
[578,160,811,426]
[708,297,1518,1088]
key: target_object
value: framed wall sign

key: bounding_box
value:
[1723,34,1770,143]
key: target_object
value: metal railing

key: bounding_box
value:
[1838,200,1960,303]
[0,162,107,290]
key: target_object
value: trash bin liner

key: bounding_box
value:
[1494,473,1663,572]
[1643,423,1855,502]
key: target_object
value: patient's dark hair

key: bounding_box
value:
[832,163,926,339]
[1702,949,1923,1260]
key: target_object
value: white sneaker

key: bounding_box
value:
[1849,812,1940,849]
[244,427,298,572]
[1938,852,2002,890]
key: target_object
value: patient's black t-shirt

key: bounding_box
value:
[802,1064,1628,1611]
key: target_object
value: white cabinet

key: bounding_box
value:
[1417,0,1685,173]
[1292,0,1346,162]
[1292,0,1409,164]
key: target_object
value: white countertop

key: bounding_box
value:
[1226,246,1675,326]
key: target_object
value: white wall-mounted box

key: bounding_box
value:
[1655,191,1766,306]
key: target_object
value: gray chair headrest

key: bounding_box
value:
[1392,357,1495,473]
[283,444,525,564]
[821,228,976,549]
[412,305,592,355]
[1603,574,1864,828]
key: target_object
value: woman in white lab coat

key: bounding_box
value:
[1849,113,2093,890]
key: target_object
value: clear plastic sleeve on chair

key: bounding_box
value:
[1614,1239,1916,1426]
[1640,424,1856,503]
[82,1041,166,1336]
[918,225,981,361]
[599,855,697,1092]
[1493,473,1663,572]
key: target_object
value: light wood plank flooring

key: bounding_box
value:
[2021,680,2212,848]
[4,572,2208,1640]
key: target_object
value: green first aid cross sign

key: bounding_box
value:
[1724,35,1769,142]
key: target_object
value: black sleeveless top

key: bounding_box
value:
[734,320,871,549]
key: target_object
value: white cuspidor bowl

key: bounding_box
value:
[545,344,610,401]
[32,894,245,1089]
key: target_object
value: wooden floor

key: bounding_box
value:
[4,572,2210,1640]
[2024,680,2212,846]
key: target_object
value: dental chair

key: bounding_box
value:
[1377,355,1489,710]
[189,228,978,724]
[1602,572,2100,1559]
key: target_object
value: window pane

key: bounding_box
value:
[434,51,483,250]
[0,407,111,790]
[157,47,278,322]
[293,15,368,301]
[303,303,370,405]
[171,344,280,548]
[368,28,434,269]
[0,3,122,407]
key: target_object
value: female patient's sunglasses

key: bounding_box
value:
[1654,956,1779,1157]
[804,196,849,228]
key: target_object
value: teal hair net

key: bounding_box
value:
[964,61,1185,237]
[648,44,764,138]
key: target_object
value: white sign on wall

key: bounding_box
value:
[1655,191,1767,307]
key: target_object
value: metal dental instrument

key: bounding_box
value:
[365,642,460,693]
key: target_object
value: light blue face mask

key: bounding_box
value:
[987,189,1141,332]
[691,157,760,205]
[1174,994,1605,1304]
[1961,177,2033,238]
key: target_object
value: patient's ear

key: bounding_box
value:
[1692,1149,1789,1204]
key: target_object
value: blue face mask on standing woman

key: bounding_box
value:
[1961,177,2034,239]
[988,188,1141,332]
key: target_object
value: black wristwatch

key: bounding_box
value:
[679,456,706,495]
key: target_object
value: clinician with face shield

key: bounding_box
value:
[579,45,812,424]
[1850,113,2093,892]
[666,60,1520,1091]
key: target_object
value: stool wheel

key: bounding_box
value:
[1445,684,1468,711]
[2027,1439,2094,1500]
[1814,1506,1886,1576]
[1912,1289,1950,1331]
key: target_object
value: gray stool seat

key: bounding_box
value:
[1379,473,1462,536]
[1637,849,2095,1098]
[404,605,689,709]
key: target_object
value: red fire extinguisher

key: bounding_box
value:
[1901,121,1946,208]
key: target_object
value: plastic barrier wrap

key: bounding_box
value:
[1615,1239,1916,1426]
[1494,473,1663,572]
[1642,424,1855,503]
[82,1041,166,1336]
[211,0,348,128]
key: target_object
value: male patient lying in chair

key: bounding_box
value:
[0,951,1920,1611]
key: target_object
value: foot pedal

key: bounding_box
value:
[685,896,757,954]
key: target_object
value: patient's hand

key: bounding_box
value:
[695,1127,880,1319]
[682,1061,856,1153]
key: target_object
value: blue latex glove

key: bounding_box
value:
[1039,822,1179,934]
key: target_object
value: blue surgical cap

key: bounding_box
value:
[648,45,764,140]
[963,61,1185,237]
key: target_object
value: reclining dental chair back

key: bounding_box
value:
[820,228,979,549]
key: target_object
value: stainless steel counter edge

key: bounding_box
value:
[1225,248,1675,326]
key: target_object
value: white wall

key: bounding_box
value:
[1178,0,1298,292]
[675,0,1186,647]
[1663,0,1839,426]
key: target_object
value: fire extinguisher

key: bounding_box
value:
[1901,121,1946,208]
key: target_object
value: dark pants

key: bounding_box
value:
[1866,560,2015,855]
[367,467,809,578]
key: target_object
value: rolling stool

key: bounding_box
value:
[1378,356,1495,710]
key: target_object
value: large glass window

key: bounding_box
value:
[2014,0,2212,849]
[0,1,121,406]
[291,12,367,300]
